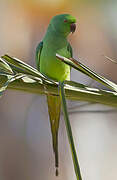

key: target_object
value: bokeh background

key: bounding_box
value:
[0,0,117,179]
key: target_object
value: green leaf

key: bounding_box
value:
[59,81,82,180]
[56,54,117,92]
[0,58,13,75]
[21,76,37,83]
[0,73,116,107]
[2,55,53,82]
[0,73,26,97]
[1,55,117,107]
[2,55,58,85]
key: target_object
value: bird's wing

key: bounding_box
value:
[35,41,43,71]
[67,43,73,72]
[67,42,73,57]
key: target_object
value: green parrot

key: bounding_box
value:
[35,14,76,175]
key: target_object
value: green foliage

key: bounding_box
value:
[0,54,117,180]
[60,81,82,180]
[1,55,117,106]
[56,54,117,92]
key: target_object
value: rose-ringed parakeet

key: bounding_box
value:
[36,14,76,175]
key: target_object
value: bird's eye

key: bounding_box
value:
[64,19,68,23]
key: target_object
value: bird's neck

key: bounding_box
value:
[43,24,68,47]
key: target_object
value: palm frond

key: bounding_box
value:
[56,54,117,92]
[0,55,117,107]
[0,54,117,180]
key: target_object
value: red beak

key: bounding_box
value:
[70,23,76,33]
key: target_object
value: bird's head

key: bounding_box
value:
[50,14,76,37]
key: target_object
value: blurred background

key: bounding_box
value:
[0,0,117,179]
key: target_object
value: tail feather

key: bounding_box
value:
[47,94,61,176]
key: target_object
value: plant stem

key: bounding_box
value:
[59,81,82,180]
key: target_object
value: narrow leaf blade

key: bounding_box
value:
[0,73,25,97]
[56,54,117,92]
[0,58,13,74]
[59,81,82,180]
[2,55,58,85]
[2,55,47,79]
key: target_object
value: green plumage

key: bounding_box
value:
[35,14,76,175]
[47,95,61,176]
[35,41,43,70]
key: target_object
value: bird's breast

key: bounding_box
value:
[40,46,71,81]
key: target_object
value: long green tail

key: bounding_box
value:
[47,94,61,176]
